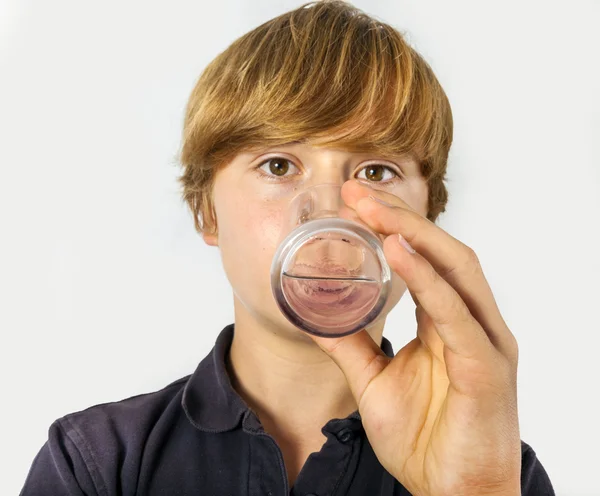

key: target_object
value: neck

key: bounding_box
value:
[227,302,385,439]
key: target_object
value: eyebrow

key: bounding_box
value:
[384,151,420,166]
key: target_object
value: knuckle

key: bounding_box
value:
[506,332,520,364]
[496,353,517,386]
[438,293,469,327]
[450,290,472,324]
[414,303,426,322]
[439,245,481,281]
[463,245,481,270]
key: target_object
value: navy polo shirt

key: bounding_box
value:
[20,324,555,495]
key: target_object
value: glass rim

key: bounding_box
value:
[270,217,392,337]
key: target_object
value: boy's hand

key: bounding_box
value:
[307,180,522,496]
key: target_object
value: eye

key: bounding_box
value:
[356,164,399,182]
[257,157,300,180]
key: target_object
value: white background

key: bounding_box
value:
[1,1,598,495]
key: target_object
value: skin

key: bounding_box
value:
[203,143,521,495]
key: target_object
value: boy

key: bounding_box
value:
[21,1,555,495]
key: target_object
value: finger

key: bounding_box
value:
[413,294,446,367]
[341,179,418,215]
[351,187,516,360]
[309,329,391,406]
[383,233,497,361]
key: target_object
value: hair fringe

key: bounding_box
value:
[178,0,453,234]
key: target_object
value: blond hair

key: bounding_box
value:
[178,0,453,235]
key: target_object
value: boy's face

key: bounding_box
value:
[203,143,430,340]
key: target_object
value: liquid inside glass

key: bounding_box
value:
[281,272,381,334]
[272,215,391,337]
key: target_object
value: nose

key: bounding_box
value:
[294,182,360,226]
[308,161,349,189]
[314,184,339,214]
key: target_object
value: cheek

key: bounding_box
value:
[250,200,283,244]
[217,200,289,318]
[386,178,429,218]
[246,207,283,258]
[218,200,285,270]
[406,179,429,218]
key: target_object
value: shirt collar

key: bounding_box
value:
[182,323,395,433]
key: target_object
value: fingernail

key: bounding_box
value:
[398,234,416,254]
[368,195,395,208]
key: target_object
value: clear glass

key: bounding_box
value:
[270,184,392,338]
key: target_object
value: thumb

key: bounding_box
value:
[309,329,392,405]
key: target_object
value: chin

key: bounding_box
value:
[232,291,311,340]
[264,312,317,343]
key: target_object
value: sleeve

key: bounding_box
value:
[521,440,555,496]
[19,419,101,496]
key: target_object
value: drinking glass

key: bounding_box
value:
[270,183,392,337]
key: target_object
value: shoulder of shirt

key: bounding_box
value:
[49,375,192,477]
[55,374,191,429]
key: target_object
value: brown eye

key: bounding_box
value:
[366,166,384,181]
[268,158,290,176]
[356,164,398,182]
[257,157,300,180]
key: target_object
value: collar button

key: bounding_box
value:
[336,427,354,443]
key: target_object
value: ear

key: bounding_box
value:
[202,231,218,246]
[200,206,218,246]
